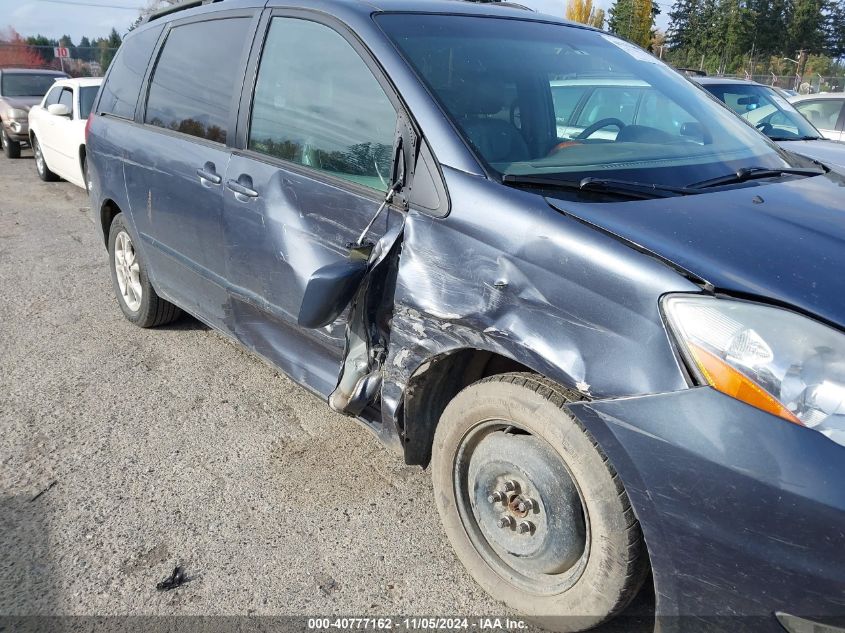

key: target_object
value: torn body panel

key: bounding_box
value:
[381,166,700,462]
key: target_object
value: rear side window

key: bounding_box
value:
[550,85,588,126]
[575,87,640,128]
[794,100,843,130]
[98,25,162,119]
[248,18,397,191]
[59,88,74,115]
[145,17,251,144]
[44,86,62,107]
[79,86,99,119]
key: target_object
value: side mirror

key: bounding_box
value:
[47,103,71,117]
[297,256,369,328]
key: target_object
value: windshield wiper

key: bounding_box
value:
[688,166,824,189]
[502,174,694,200]
[769,135,823,141]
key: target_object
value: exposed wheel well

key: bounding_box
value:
[100,200,121,247]
[401,349,559,466]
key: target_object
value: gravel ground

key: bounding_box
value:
[0,149,505,617]
[0,150,652,630]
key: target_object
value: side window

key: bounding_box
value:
[145,17,251,144]
[59,88,74,116]
[98,25,162,119]
[575,87,640,128]
[636,90,696,136]
[550,85,587,126]
[44,86,62,107]
[795,100,843,130]
[248,18,397,192]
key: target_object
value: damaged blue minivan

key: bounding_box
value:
[86,0,845,630]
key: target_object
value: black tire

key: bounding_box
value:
[81,153,89,192]
[2,128,21,159]
[32,136,59,182]
[108,213,181,328]
[432,372,648,632]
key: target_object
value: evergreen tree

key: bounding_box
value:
[98,28,123,71]
[608,0,658,48]
[79,36,93,62]
[787,0,829,54]
[828,0,845,57]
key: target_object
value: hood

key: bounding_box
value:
[1,96,40,111]
[778,139,845,172]
[547,172,845,329]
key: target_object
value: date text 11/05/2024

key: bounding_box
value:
[307,618,528,630]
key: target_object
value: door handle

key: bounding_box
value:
[196,164,222,185]
[226,178,259,199]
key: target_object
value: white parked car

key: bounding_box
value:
[28,77,102,189]
[789,93,845,141]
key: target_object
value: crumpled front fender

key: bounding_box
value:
[568,387,845,630]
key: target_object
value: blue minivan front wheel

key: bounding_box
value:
[432,373,649,632]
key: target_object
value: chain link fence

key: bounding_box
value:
[695,72,844,94]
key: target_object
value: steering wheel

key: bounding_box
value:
[756,121,773,135]
[576,117,627,140]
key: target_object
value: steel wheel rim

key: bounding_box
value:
[114,231,142,311]
[34,140,45,175]
[453,420,590,596]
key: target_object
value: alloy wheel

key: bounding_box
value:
[114,231,142,312]
[34,139,45,176]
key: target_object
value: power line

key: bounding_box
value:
[34,0,142,9]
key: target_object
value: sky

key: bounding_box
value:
[0,0,670,43]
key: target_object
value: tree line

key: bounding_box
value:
[0,27,122,75]
[564,0,845,81]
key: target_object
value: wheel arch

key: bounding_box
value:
[399,345,588,467]
[99,199,122,248]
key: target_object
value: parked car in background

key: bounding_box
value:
[28,77,102,188]
[773,87,798,99]
[87,1,845,631]
[790,92,845,141]
[550,76,706,142]
[0,68,68,158]
[697,77,845,171]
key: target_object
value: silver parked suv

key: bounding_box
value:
[0,68,67,158]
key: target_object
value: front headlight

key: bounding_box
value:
[7,108,27,120]
[663,295,845,446]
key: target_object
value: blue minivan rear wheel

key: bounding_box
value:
[107,214,181,328]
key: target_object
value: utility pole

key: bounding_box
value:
[797,49,808,90]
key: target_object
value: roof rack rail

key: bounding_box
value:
[461,0,534,7]
[141,0,224,24]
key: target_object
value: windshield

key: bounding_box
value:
[1,73,61,98]
[79,86,99,118]
[702,83,821,141]
[376,15,799,189]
